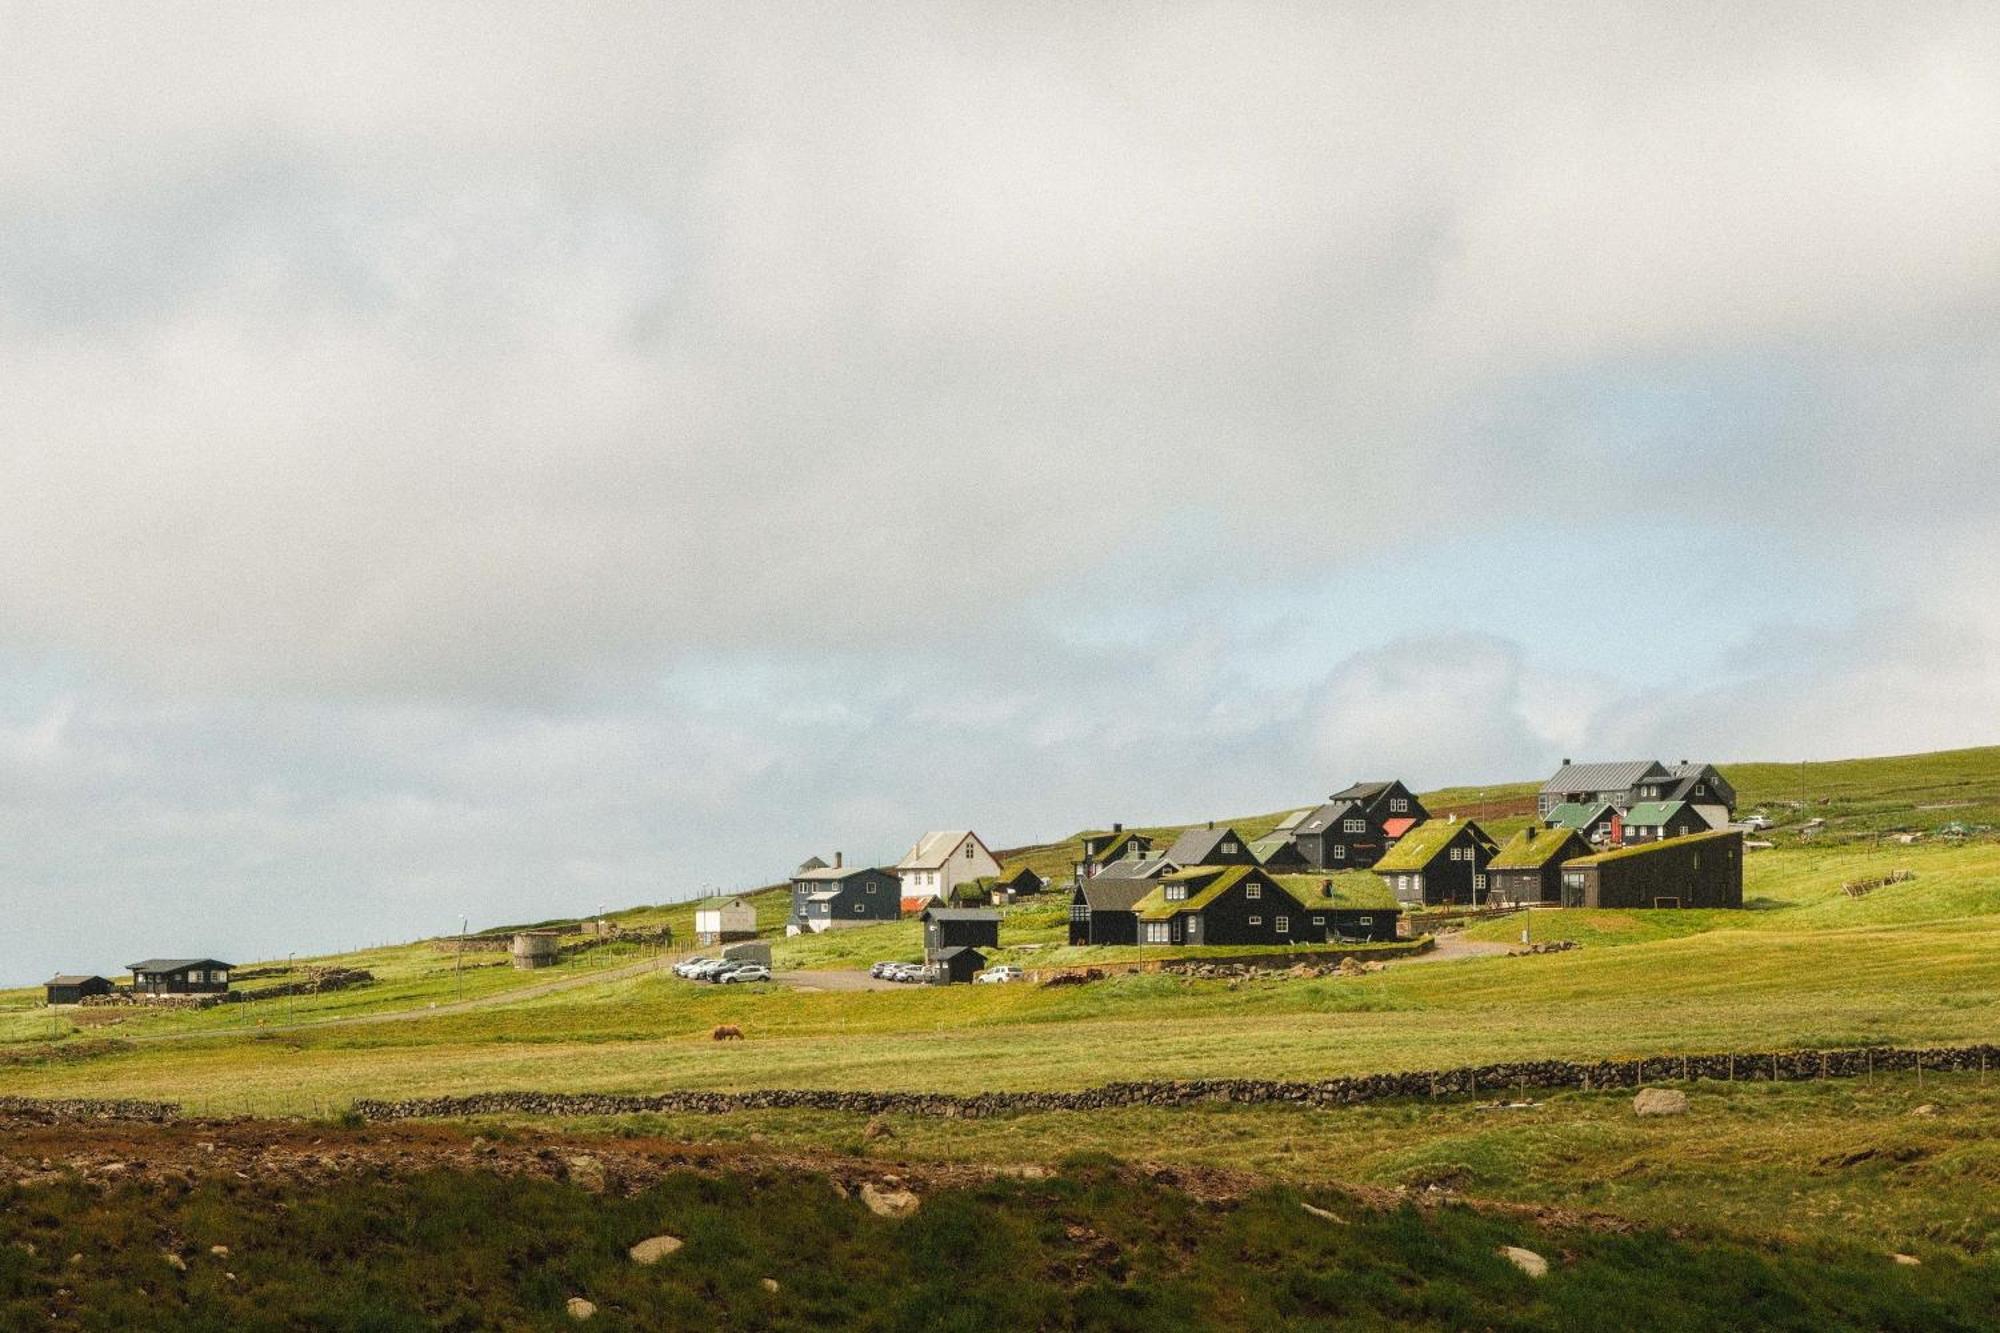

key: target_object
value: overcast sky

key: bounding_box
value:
[2,3,1998,982]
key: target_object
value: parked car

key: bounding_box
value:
[1739,814,1773,831]
[869,961,901,978]
[689,958,737,980]
[720,964,771,984]
[975,965,1022,985]
[887,963,929,983]
[673,956,714,978]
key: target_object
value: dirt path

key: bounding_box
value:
[771,969,901,992]
[1392,933,1514,964]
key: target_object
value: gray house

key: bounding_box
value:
[1161,824,1259,868]
[1538,759,1735,828]
[789,857,900,931]
[128,959,233,996]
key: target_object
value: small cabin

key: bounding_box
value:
[127,959,233,996]
[931,946,988,984]
[694,895,759,945]
[44,975,112,1006]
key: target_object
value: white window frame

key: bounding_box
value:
[1245,882,1261,899]
[1247,915,1262,926]
[1343,819,1365,833]
[1275,916,1289,933]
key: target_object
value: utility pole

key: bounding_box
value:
[455,916,468,1000]
[287,952,295,1026]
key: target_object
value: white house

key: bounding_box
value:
[896,830,1001,904]
[693,895,758,945]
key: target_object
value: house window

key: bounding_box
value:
[1144,922,1171,943]
[1358,916,1372,926]
[1332,846,1346,860]
[1248,915,1262,926]
[1390,798,1407,812]
[1474,874,1487,892]
[866,883,876,893]
[1275,916,1289,933]
[1312,916,1324,926]
[1165,884,1186,901]
[855,902,866,912]
[1221,841,1238,854]
[1343,819,1364,833]
[1245,882,1261,899]
[965,842,975,859]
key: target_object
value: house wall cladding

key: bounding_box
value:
[351,1042,2000,1122]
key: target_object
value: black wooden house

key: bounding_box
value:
[1371,819,1500,907]
[789,858,901,930]
[1069,880,1153,946]
[1560,831,1744,909]
[1131,867,1312,948]
[922,906,1001,954]
[127,959,234,996]
[1485,825,1592,906]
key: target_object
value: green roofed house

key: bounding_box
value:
[1131,866,1312,947]
[1248,833,1311,872]
[1559,830,1744,909]
[1485,825,1594,906]
[1373,819,1500,908]
[1546,802,1622,847]
[1074,824,1155,886]
[1621,801,1708,846]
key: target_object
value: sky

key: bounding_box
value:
[2,2,1999,983]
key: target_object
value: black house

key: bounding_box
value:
[1069,880,1153,945]
[1291,801,1382,869]
[1371,819,1500,907]
[1075,825,1155,883]
[1131,866,1312,947]
[1560,831,1743,909]
[1330,780,1429,825]
[1161,824,1259,868]
[932,947,988,984]
[1248,833,1312,872]
[1277,876,1405,942]
[995,865,1047,897]
[44,975,112,1006]
[922,906,1001,954]
[789,858,901,930]
[128,959,233,996]
[1485,825,1593,906]
[1621,801,1709,845]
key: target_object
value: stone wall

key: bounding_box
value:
[1025,938,1432,984]
[353,1041,2000,1122]
[0,1095,180,1124]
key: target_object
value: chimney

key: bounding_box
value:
[834,851,843,869]
[1113,822,1123,833]
[1562,758,1571,767]
[1206,820,1214,830]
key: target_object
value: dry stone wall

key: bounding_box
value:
[353,1042,2000,1122]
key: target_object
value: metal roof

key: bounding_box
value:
[1293,801,1356,834]
[1094,855,1174,881]
[1540,760,1668,795]
[126,958,232,973]
[793,865,887,882]
[1330,781,1394,803]
[45,975,108,986]
[920,907,1000,922]
[897,830,990,870]
[1623,801,1692,826]
[1077,880,1156,912]
[1547,802,1619,830]
[1161,825,1244,865]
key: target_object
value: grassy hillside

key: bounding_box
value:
[6,1158,1993,1332]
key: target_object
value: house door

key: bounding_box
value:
[1652,896,1682,909]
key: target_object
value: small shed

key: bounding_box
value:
[921,906,1001,955]
[995,865,1047,898]
[44,975,112,1006]
[694,896,759,946]
[932,946,987,984]
[510,932,562,970]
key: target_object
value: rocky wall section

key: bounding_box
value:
[354,1042,2000,1122]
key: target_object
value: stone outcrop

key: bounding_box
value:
[1632,1088,1688,1117]
[628,1235,683,1264]
[1498,1246,1548,1278]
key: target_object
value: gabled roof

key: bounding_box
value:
[805,890,842,902]
[1540,760,1667,796]
[45,975,108,986]
[996,865,1045,886]
[899,830,991,870]
[795,856,829,874]
[920,907,1001,923]
[1272,809,1313,833]
[1565,828,1740,867]
[1547,802,1618,830]
[126,958,231,974]
[1489,826,1590,870]
[1623,801,1691,827]
[1136,866,1299,920]
[899,896,931,915]
[794,865,888,883]
[1077,880,1157,913]
[1162,825,1245,866]
[1372,820,1494,873]
[1272,871,1397,908]
[1380,816,1417,839]
[1247,835,1303,863]
[1331,781,1395,804]
[694,895,752,911]
[1082,830,1143,863]
[934,946,986,961]
[1094,855,1175,881]
[1293,801,1356,835]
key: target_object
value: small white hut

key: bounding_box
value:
[694,896,758,946]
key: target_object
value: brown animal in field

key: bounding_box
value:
[711,1024,744,1041]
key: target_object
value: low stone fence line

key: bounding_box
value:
[0,1095,181,1124]
[1026,938,1431,985]
[352,1042,2000,1122]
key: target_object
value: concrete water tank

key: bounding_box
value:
[511,931,561,969]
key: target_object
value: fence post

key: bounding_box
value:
[1728,1056,1734,1083]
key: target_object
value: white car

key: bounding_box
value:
[1739,814,1773,831]
[719,964,771,984]
[975,965,1023,984]
[673,956,715,978]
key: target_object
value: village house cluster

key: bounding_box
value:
[782,758,1746,982]
[42,959,234,1008]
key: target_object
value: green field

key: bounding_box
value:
[5,746,2000,1281]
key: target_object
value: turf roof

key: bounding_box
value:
[1488,826,1588,870]
[1135,865,1271,920]
[1564,828,1739,866]
[1373,819,1492,872]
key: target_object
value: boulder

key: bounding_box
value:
[1892,1253,1921,1267]
[209,1245,230,1258]
[162,1252,187,1272]
[761,1277,781,1293]
[862,1117,895,1141]
[565,1155,608,1193]
[1498,1246,1548,1278]
[1909,1104,1937,1117]
[860,1181,920,1218]
[566,1296,598,1320]
[1633,1088,1688,1117]
[628,1235,683,1265]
